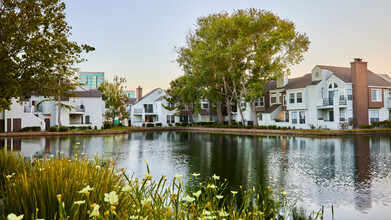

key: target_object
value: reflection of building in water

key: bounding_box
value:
[1,137,46,159]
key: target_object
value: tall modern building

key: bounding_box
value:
[123,90,136,99]
[79,72,105,89]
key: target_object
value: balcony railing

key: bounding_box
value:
[75,105,85,112]
[24,106,32,113]
[322,97,347,106]
[24,105,43,113]
[134,108,143,113]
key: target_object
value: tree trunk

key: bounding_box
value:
[216,100,224,125]
[225,96,232,125]
[188,104,194,125]
[237,100,245,126]
[251,100,259,127]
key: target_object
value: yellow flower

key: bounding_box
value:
[193,190,202,198]
[207,184,216,189]
[141,198,153,206]
[7,213,24,220]
[90,204,100,217]
[104,191,119,205]
[192,173,200,177]
[182,195,195,203]
[142,172,153,179]
[174,174,182,180]
[212,174,220,180]
[78,185,94,195]
[74,200,85,205]
[121,184,131,192]
[216,195,223,199]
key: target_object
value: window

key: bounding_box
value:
[240,102,246,108]
[283,95,286,106]
[202,102,209,109]
[388,91,391,100]
[85,115,91,124]
[371,89,382,102]
[258,98,264,107]
[258,113,262,121]
[285,112,289,122]
[340,109,346,122]
[289,93,295,104]
[145,115,154,123]
[296,92,302,103]
[348,109,353,123]
[299,111,305,124]
[292,112,297,124]
[144,104,153,113]
[339,90,345,100]
[166,115,175,124]
[270,97,277,104]
[370,110,379,123]
[347,89,353,100]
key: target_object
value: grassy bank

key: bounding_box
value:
[0,149,327,220]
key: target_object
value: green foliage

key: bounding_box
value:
[49,126,58,132]
[359,124,373,129]
[175,122,181,126]
[0,153,307,220]
[146,123,155,127]
[98,76,130,125]
[59,126,69,132]
[20,126,41,132]
[181,122,189,126]
[371,120,391,128]
[103,123,112,129]
[0,0,94,111]
[155,123,162,127]
[0,151,30,195]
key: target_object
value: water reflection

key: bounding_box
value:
[1,133,391,219]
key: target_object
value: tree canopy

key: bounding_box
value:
[174,9,310,126]
[98,76,129,125]
[0,0,94,111]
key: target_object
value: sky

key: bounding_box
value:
[63,0,391,94]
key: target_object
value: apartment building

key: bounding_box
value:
[237,59,391,129]
[0,86,105,132]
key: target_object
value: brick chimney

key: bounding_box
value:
[136,86,142,101]
[351,58,368,128]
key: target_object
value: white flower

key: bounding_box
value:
[7,213,24,220]
[219,210,229,217]
[207,184,216,189]
[192,173,200,177]
[129,216,138,219]
[182,195,195,203]
[95,165,101,169]
[104,191,119,205]
[141,198,153,206]
[174,174,182,180]
[202,210,211,216]
[142,172,153,179]
[193,190,202,198]
[74,200,85,205]
[121,184,131,192]
[216,195,223,200]
[78,185,94,195]
[212,174,220,180]
[231,191,238,196]
[90,204,100,217]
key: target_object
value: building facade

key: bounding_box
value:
[79,72,105,89]
[123,90,136,99]
[237,59,391,129]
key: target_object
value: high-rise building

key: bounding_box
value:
[79,72,105,89]
[123,90,136,99]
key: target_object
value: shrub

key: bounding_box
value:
[371,120,391,128]
[246,125,253,129]
[309,124,316,129]
[20,126,41,132]
[268,125,277,130]
[48,126,58,132]
[156,123,162,127]
[168,123,173,127]
[68,126,77,130]
[87,126,92,130]
[117,123,123,127]
[59,126,68,132]
[146,123,155,127]
[103,122,112,129]
[359,124,373,129]
[175,122,181,126]
[340,122,349,130]
[94,126,97,130]
[181,122,189,126]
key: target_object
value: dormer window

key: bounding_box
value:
[329,83,338,89]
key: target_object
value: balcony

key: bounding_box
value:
[318,97,347,109]
[134,108,143,114]
[75,105,85,112]
[24,105,43,113]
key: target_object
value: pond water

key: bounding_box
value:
[2,132,391,219]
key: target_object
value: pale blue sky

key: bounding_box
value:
[64,0,391,93]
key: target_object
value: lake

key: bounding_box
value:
[2,132,391,219]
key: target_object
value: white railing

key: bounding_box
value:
[134,108,143,113]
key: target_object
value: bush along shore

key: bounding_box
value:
[0,148,331,220]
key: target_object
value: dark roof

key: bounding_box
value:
[318,65,391,87]
[264,104,281,113]
[285,73,320,89]
[128,98,137,105]
[266,81,277,90]
[70,89,102,98]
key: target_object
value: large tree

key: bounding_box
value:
[98,76,129,126]
[176,9,309,126]
[0,0,94,111]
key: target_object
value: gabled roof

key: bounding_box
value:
[264,104,281,114]
[285,73,320,90]
[155,96,165,102]
[135,88,162,104]
[318,65,391,87]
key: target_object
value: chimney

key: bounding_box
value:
[136,86,142,101]
[276,73,288,88]
[351,58,368,128]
